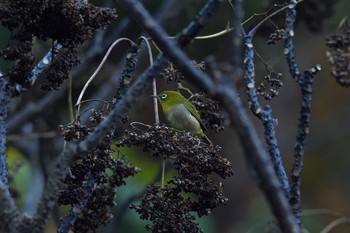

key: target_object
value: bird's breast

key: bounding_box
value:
[165,104,201,134]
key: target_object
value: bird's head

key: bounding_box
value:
[151,91,185,112]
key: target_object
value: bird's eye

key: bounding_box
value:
[161,93,167,99]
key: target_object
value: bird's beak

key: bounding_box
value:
[150,95,159,99]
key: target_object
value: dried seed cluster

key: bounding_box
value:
[161,61,205,83]
[189,93,225,132]
[267,29,286,45]
[117,124,233,232]
[59,120,92,141]
[257,71,283,100]
[326,20,350,87]
[131,184,202,233]
[0,0,117,94]
[58,109,140,232]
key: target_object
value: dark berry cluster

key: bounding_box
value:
[267,29,286,45]
[189,92,225,132]
[257,71,283,100]
[326,20,350,87]
[58,150,140,232]
[161,61,205,83]
[58,109,140,232]
[59,120,92,141]
[160,62,185,83]
[117,124,233,232]
[0,0,117,94]
[131,184,202,233]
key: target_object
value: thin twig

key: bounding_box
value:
[320,217,350,233]
[139,37,158,123]
[138,36,166,189]
[248,0,303,36]
[302,209,346,217]
[195,25,233,40]
[68,76,74,123]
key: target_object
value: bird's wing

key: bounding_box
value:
[183,100,208,132]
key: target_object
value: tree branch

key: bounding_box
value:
[0,77,10,187]
[283,0,320,226]
[243,35,289,196]
[57,175,95,233]
[0,180,21,232]
[284,0,301,83]
[289,66,320,225]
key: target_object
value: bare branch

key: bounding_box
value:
[0,77,10,187]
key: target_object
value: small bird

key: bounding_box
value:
[152,90,208,140]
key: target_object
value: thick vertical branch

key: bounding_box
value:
[0,77,9,187]
[231,0,289,199]
[243,36,290,195]
[262,106,290,195]
[289,66,320,225]
[283,0,320,225]
[216,85,299,233]
[284,0,301,83]
[0,77,21,231]
[243,36,263,118]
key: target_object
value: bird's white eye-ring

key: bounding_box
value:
[161,93,167,99]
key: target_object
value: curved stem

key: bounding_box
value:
[75,38,135,116]
[320,217,350,233]
[248,0,303,36]
[138,36,158,124]
[138,36,166,189]
[68,76,74,122]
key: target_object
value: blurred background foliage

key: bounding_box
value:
[2,0,350,232]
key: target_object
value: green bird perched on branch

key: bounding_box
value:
[152,90,210,143]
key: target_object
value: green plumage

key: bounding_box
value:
[154,91,207,137]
